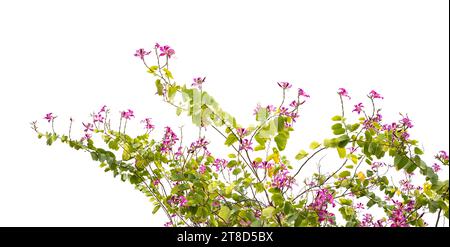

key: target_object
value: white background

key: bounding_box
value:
[0,0,448,226]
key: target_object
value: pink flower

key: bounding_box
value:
[82,122,94,132]
[399,114,413,128]
[192,77,206,89]
[239,139,253,151]
[93,114,104,123]
[164,221,173,227]
[266,105,276,113]
[159,45,175,58]
[81,132,92,141]
[277,82,292,89]
[121,109,135,120]
[432,163,441,172]
[368,90,383,99]
[437,151,449,162]
[298,88,310,98]
[198,164,207,174]
[153,179,160,186]
[352,103,364,114]
[213,158,228,171]
[179,195,187,207]
[99,105,107,113]
[289,100,299,108]
[44,113,55,123]
[141,118,155,131]
[212,201,220,207]
[309,188,335,224]
[337,88,351,99]
[134,48,151,60]
[236,128,248,138]
[355,203,365,210]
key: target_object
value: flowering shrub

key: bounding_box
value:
[31,43,449,227]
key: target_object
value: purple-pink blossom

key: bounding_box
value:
[121,109,135,120]
[159,45,175,58]
[271,164,294,189]
[198,164,207,174]
[337,88,351,99]
[277,82,292,89]
[44,113,55,123]
[298,88,310,98]
[82,122,94,132]
[239,139,253,151]
[141,118,155,131]
[161,127,179,154]
[432,163,441,172]
[368,90,383,99]
[213,158,228,171]
[352,103,364,114]
[236,128,248,138]
[309,188,336,224]
[134,48,151,60]
[399,114,413,128]
[192,77,206,89]
[93,113,104,123]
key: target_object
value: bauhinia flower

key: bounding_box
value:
[82,122,94,132]
[93,113,104,123]
[44,113,55,123]
[239,139,253,151]
[432,163,441,172]
[271,164,295,189]
[352,102,364,114]
[337,88,351,99]
[192,77,206,89]
[134,48,151,60]
[236,128,248,138]
[277,82,292,89]
[400,114,413,128]
[198,164,207,174]
[121,109,135,120]
[298,88,310,98]
[141,118,155,131]
[159,45,175,58]
[161,127,179,154]
[368,90,383,99]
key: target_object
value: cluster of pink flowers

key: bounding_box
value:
[309,188,336,224]
[213,158,229,171]
[371,161,385,171]
[93,105,107,124]
[252,160,274,170]
[436,150,449,163]
[160,127,179,154]
[388,200,414,227]
[359,213,386,227]
[168,195,187,207]
[121,109,135,120]
[271,164,294,189]
[189,137,209,153]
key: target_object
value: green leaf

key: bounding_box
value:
[337,147,346,159]
[232,168,242,175]
[262,206,275,219]
[224,134,238,146]
[218,206,231,222]
[339,170,351,178]
[309,141,321,150]
[295,150,309,160]
[331,123,343,130]
[414,147,424,155]
[155,79,163,96]
[394,155,409,170]
[333,128,346,135]
[168,85,178,100]
[274,131,289,151]
[331,115,342,121]
[271,193,284,207]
